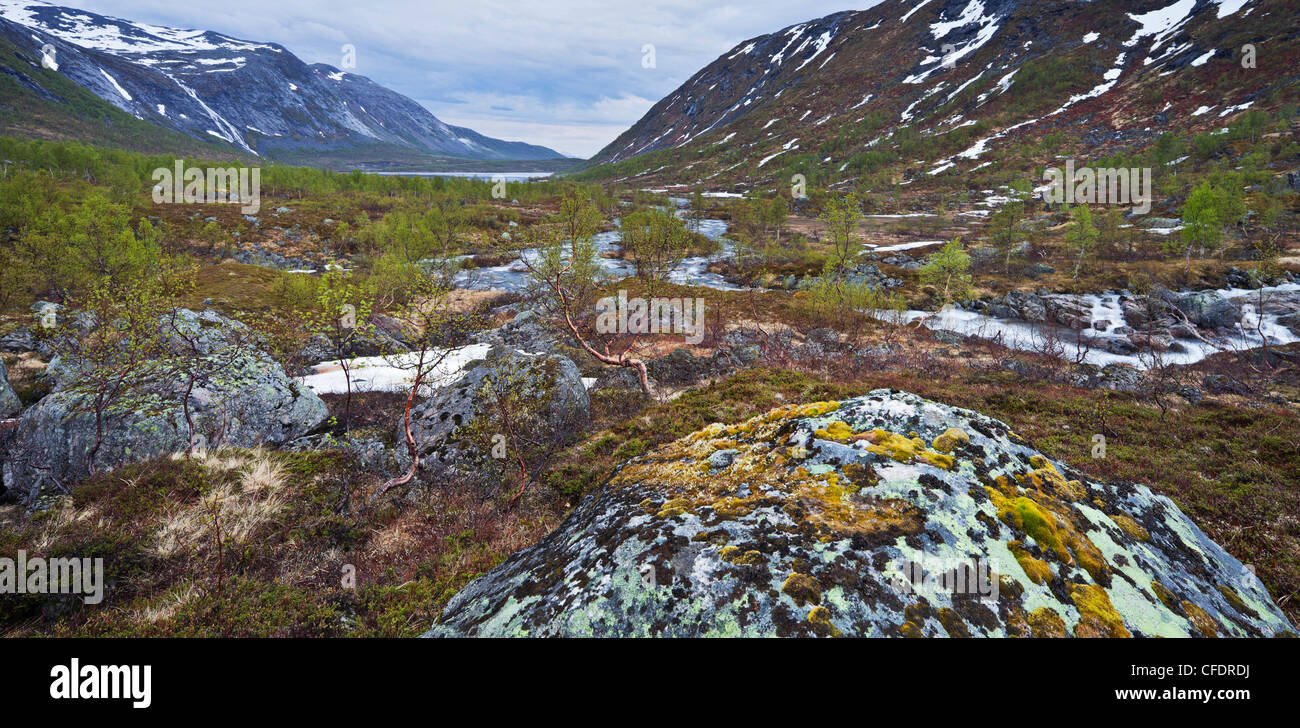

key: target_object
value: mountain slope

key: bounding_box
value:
[0,0,566,163]
[579,0,1299,191]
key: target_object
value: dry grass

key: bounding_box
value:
[152,447,288,559]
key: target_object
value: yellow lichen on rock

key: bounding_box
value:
[1027,607,1068,638]
[1070,583,1131,638]
[987,486,1110,584]
[808,606,842,637]
[813,420,854,442]
[1008,541,1054,584]
[1018,456,1086,501]
[1181,600,1219,638]
[1151,580,1177,610]
[859,429,954,470]
[932,428,969,453]
[1110,514,1150,541]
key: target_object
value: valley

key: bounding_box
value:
[1,0,1298,641]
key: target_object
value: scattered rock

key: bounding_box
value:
[1202,374,1251,396]
[0,327,35,353]
[1172,291,1241,330]
[472,308,562,355]
[1069,362,1144,392]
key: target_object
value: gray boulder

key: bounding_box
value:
[1005,291,1047,322]
[472,308,562,355]
[0,359,20,418]
[1,309,328,503]
[396,347,589,485]
[0,327,35,353]
[426,390,1293,637]
[1067,362,1144,393]
[1173,291,1241,330]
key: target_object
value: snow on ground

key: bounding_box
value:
[299,344,493,396]
[1219,101,1254,116]
[900,0,933,23]
[1213,0,1253,18]
[864,240,945,253]
[98,67,131,100]
[1124,0,1196,52]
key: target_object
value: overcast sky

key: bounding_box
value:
[71,1,883,158]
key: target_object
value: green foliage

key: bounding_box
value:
[799,277,905,333]
[988,182,1029,274]
[619,208,692,291]
[1064,204,1099,279]
[51,275,174,473]
[1180,180,1244,260]
[919,237,972,304]
[303,270,376,429]
[818,193,861,282]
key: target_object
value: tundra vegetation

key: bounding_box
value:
[1,105,1299,636]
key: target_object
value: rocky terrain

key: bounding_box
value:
[428,390,1293,637]
[578,0,1298,192]
[0,1,1297,644]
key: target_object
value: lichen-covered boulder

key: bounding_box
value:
[426,390,1294,638]
[397,346,589,485]
[2,309,328,503]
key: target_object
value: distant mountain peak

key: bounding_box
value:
[0,0,567,163]
[583,0,1289,190]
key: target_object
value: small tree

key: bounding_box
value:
[819,193,861,284]
[620,208,692,294]
[919,237,972,305]
[765,195,789,244]
[1065,204,1099,279]
[303,270,375,431]
[1180,180,1244,268]
[428,198,466,257]
[377,273,473,494]
[198,220,224,255]
[557,189,602,245]
[686,191,707,234]
[526,222,652,396]
[988,187,1027,274]
[466,354,585,506]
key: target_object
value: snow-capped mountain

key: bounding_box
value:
[584,0,1294,187]
[0,0,565,161]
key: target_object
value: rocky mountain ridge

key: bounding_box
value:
[581,0,1296,190]
[0,0,565,163]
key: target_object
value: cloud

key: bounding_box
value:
[71,1,882,158]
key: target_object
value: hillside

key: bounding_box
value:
[0,0,568,165]
[576,0,1299,194]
